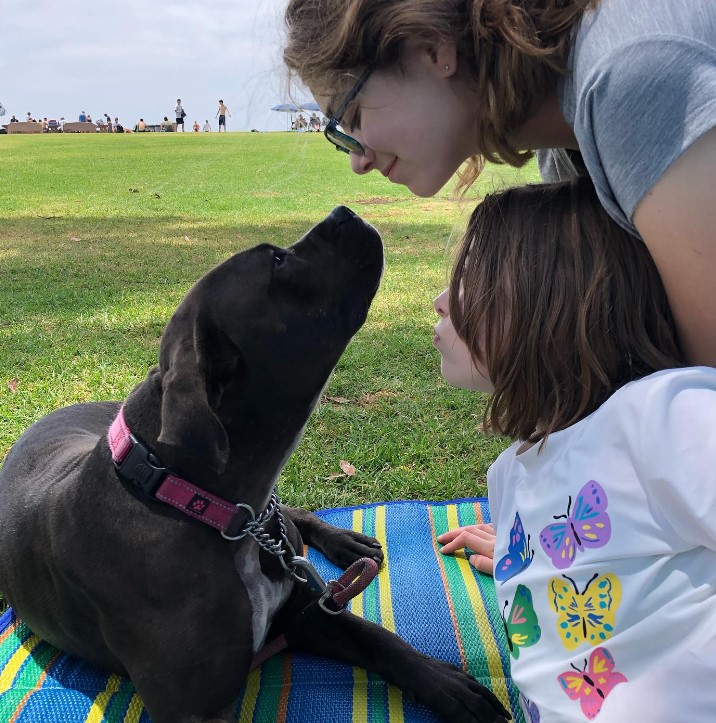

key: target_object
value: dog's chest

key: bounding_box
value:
[234,545,294,652]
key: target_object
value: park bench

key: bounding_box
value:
[5,122,43,134]
[63,122,97,133]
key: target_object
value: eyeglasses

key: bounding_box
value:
[324,67,373,155]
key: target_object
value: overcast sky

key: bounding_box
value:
[1,0,312,131]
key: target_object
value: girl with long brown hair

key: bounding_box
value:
[434,177,716,721]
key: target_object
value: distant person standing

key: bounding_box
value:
[79,110,87,123]
[192,120,200,132]
[203,120,211,132]
[104,114,113,132]
[216,100,231,132]
[175,98,185,132]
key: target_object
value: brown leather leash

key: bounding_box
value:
[250,556,380,670]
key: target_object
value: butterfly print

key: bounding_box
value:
[549,573,621,650]
[501,584,541,660]
[519,692,541,723]
[558,647,627,719]
[495,511,534,584]
[540,481,611,570]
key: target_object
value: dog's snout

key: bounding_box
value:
[330,206,357,225]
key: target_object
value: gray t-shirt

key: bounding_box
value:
[538,0,716,236]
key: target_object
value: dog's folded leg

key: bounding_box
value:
[284,506,384,569]
[284,604,511,723]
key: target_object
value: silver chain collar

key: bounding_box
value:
[220,490,326,591]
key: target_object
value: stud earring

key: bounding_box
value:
[444,64,450,70]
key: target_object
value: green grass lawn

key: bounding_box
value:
[0,132,539,510]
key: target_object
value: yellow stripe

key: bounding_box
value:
[374,506,395,633]
[123,693,144,722]
[238,668,262,722]
[348,509,365,619]
[351,508,368,723]
[85,674,121,723]
[375,505,404,723]
[446,505,511,705]
[0,634,41,692]
[353,667,369,723]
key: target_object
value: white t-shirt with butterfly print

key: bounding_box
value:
[487,366,716,722]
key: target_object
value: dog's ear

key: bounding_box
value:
[157,315,229,474]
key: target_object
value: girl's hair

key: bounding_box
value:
[450,178,683,443]
[284,0,598,184]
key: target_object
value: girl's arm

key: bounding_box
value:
[633,127,716,366]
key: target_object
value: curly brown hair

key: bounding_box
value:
[284,0,598,183]
[450,178,683,443]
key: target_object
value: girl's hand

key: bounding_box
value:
[437,524,495,575]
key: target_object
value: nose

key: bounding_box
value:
[349,144,376,175]
[434,288,449,317]
[329,205,357,225]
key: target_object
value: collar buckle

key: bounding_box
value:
[114,434,168,496]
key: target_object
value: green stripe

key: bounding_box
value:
[457,502,478,528]
[104,677,137,722]
[0,689,30,720]
[362,506,387,723]
[362,508,379,625]
[454,503,525,722]
[431,505,494,680]
[11,639,58,691]
[367,673,387,723]
[251,651,284,722]
[0,639,59,723]
[0,623,34,664]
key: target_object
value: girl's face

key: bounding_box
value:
[433,288,493,393]
[314,40,479,197]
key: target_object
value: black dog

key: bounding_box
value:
[0,207,509,723]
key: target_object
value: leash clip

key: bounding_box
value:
[285,556,327,594]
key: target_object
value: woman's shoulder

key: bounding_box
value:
[559,0,716,231]
[571,0,715,74]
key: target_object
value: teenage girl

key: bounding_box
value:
[283,0,716,367]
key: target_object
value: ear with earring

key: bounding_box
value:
[444,64,450,71]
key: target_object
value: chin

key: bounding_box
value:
[406,174,453,198]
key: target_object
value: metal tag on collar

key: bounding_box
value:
[287,556,327,594]
[114,434,167,497]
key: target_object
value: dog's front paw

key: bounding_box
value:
[321,528,384,569]
[411,659,511,722]
[284,508,384,569]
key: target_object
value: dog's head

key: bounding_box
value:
[156,206,383,474]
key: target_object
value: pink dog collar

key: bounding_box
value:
[108,407,240,534]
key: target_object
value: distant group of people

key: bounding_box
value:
[136,99,232,133]
[292,112,324,132]
[78,111,125,132]
[5,98,234,135]
[7,113,65,131]
[5,113,125,133]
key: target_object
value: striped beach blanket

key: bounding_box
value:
[0,498,523,723]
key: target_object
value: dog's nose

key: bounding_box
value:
[330,206,357,224]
